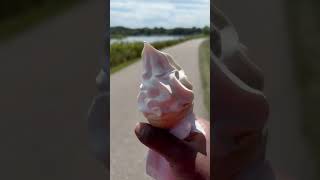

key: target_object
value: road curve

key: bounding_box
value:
[110,38,208,180]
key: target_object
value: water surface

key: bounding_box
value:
[110,35,184,44]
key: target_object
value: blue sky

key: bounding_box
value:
[110,0,210,28]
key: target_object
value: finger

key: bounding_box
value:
[185,131,207,155]
[211,55,269,134]
[134,123,194,163]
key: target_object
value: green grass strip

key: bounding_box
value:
[198,39,210,116]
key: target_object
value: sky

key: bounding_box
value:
[110,0,210,28]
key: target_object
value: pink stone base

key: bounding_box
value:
[146,150,176,180]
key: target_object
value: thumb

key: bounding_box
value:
[134,123,194,163]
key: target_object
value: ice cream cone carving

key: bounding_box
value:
[138,42,198,139]
[137,42,208,180]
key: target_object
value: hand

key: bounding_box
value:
[135,119,210,180]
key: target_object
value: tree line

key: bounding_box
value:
[110,26,210,38]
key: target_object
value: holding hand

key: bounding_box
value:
[135,119,210,180]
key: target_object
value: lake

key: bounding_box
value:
[110,35,184,44]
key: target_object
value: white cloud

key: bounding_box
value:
[110,0,209,28]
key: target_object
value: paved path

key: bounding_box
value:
[110,38,208,180]
[215,1,316,179]
[0,0,106,179]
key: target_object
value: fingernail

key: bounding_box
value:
[135,123,150,140]
[135,123,142,136]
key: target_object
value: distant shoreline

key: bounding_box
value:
[110,26,209,39]
[110,35,208,74]
[110,35,185,45]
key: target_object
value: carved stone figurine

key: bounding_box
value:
[137,43,206,179]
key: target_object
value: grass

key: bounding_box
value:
[110,34,207,74]
[198,39,210,116]
[287,0,320,177]
[0,0,83,42]
[110,58,139,74]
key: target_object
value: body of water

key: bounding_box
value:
[110,35,184,44]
